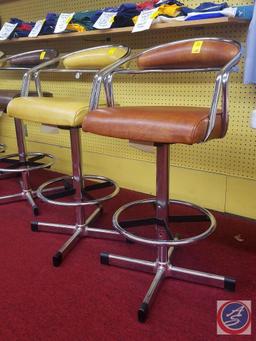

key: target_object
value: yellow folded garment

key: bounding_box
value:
[132,4,181,24]
[67,23,86,32]
[157,4,181,18]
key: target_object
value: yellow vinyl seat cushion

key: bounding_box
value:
[63,46,128,69]
[7,97,93,127]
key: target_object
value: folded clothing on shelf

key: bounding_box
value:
[9,18,35,37]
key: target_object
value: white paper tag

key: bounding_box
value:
[132,8,158,33]
[40,124,59,134]
[93,12,117,29]
[54,13,74,34]
[0,22,18,40]
[29,19,45,38]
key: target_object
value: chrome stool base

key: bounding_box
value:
[0,152,75,215]
[101,247,235,323]
[101,198,235,322]
[32,205,123,267]
[31,127,123,266]
[33,174,121,266]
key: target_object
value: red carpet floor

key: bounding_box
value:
[0,169,255,341]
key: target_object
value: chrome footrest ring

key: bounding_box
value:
[0,152,55,173]
[113,198,216,247]
[37,175,120,207]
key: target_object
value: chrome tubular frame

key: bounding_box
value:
[21,45,131,266]
[0,50,58,215]
[93,38,241,322]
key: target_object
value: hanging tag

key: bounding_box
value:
[41,124,59,134]
[192,41,204,54]
[29,19,45,38]
[93,12,117,29]
[0,22,18,40]
[132,8,158,33]
[54,13,75,34]
[39,51,46,60]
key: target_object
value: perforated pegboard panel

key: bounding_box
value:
[0,0,255,180]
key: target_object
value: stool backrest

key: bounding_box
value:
[137,38,240,70]
[9,49,59,67]
[0,49,58,68]
[63,46,129,69]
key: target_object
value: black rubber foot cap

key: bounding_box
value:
[31,222,38,232]
[32,206,39,216]
[138,303,149,323]
[53,252,63,267]
[224,277,236,291]
[100,253,109,265]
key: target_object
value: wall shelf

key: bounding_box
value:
[0,17,248,45]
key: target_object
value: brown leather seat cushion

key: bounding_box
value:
[83,106,223,144]
[0,90,52,112]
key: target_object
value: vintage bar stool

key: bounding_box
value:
[0,49,59,214]
[7,45,130,267]
[83,38,242,322]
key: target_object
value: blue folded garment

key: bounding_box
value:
[182,2,228,15]
[40,13,59,35]
[185,12,224,20]
[235,5,254,20]
[112,3,141,28]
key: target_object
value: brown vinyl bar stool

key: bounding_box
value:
[7,45,130,267]
[0,49,59,214]
[83,37,242,322]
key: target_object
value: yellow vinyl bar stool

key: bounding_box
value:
[7,45,130,267]
[0,49,58,214]
[83,37,242,322]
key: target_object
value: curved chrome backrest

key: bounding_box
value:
[63,45,130,69]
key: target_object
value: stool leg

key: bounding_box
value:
[138,267,165,323]
[167,264,236,291]
[52,128,85,266]
[100,252,156,273]
[15,118,39,214]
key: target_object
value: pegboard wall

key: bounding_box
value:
[0,0,255,182]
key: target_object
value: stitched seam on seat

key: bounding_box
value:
[190,115,208,143]
[73,106,89,126]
